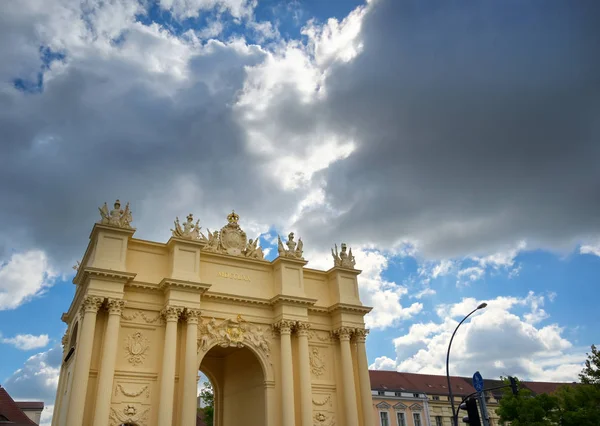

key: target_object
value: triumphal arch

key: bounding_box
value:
[52,200,374,426]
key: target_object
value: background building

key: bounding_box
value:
[0,385,44,425]
[370,371,574,426]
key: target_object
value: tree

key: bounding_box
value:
[551,383,600,426]
[579,344,600,386]
[496,378,558,426]
[198,381,214,426]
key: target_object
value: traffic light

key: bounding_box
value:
[460,397,481,426]
[509,376,518,395]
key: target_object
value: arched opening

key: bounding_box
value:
[199,345,266,426]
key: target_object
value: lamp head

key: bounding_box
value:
[477,302,488,309]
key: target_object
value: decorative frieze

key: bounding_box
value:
[121,309,163,324]
[114,384,150,399]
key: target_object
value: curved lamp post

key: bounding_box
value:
[446,302,487,426]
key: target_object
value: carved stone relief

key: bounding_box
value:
[114,384,150,399]
[312,395,333,407]
[331,243,356,269]
[121,309,162,324]
[202,211,265,259]
[314,411,335,426]
[98,199,133,229]
[109,404,149,426]
[309,330,332,343]
[124,332,150,366]
[198,315,271,360]
[309,347,326,377]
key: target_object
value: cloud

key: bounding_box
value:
[2,334,50,350]
[3,346,62,403]
[371,293,586,382]
[580,242,600,257]
[0,251,57,310]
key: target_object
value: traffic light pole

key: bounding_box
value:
[477,392,490,426]
[454,384,514,425]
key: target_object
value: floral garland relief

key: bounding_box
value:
[121,309,162,324]
[114,384,150,399]
[125,332,150,366]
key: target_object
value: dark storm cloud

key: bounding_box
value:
[295,0,600,258]
[0,11,296,267]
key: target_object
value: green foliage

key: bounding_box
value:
[198,381,214,426]
[579,344,600,386]
[496,375,600,426]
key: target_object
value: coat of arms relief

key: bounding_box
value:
[197,315,271,360]
[170,211,266,260]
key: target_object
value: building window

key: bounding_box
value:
[432,396,440,401]
[413,412,422,426]
[378,391,385,396]
[435,416,443,426]
[395,391,402,397]
[396,412,406,426]
[379,411,390,426]
[413,393,420,398]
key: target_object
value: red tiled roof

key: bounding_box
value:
[369,370,476,396]
[0,386,38,425]
[521,381,577,395]
[15,401,44,410]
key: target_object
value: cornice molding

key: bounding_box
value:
[166,236,207,249]
[270,256,308,267]
[327,302,372,315]
[325,266,362,276]
[158,278,212,293]
[269,294,317,307]
[202,292,271,307]
[74,267,136,286]
[89,223,136,240]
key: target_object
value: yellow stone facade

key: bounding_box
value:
[52,203,374,426]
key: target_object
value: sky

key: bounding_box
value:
[0,0,599,424]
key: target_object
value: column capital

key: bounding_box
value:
[80,296,103,316]
[273,320,296,335]
[184,308,201,324]
[353,328,369,343]
[106,299,125,315]
[161,305,183,322]
[296,321,311,337]
[332,326,355,341]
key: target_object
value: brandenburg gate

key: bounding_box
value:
[52,200,374,426]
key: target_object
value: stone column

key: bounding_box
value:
[51,332,70,426]
[181,308,200,426]
[92,299,125,426]
[336,327,359,426]
[355,329,374,426]
[66,296,103,426]
[296,322,313,426]
[275,320,296,426]
[157,306,182,426]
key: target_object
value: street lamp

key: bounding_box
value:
[446,302,487,426]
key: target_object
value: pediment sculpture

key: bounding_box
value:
[98,199,133,229]
[171,213,206,241]
[277,232,304,259]
[332,243,356,269]
[202,211,265,260]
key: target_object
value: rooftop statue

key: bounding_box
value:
[332,243,356,269]
[171,213,206,241]
[98,199,133,229]
[277,232,304,260]
[203,211,265,260]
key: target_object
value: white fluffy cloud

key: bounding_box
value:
[2,334,50,350]
[3,346,62,404]
[0,251,57,310]
[370,293,585,382]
